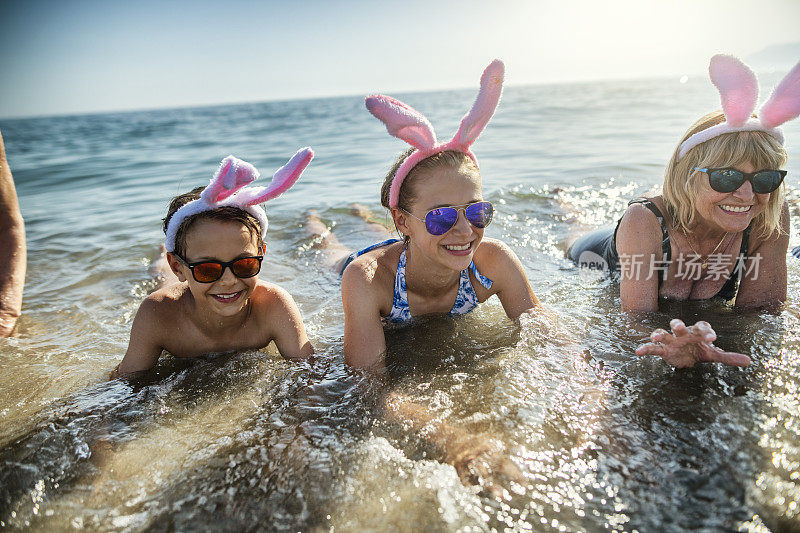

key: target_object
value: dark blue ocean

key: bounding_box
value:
[1,73,799,531]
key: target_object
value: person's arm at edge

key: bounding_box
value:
[0,130,26,337]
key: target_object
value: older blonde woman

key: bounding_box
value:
[568,55,797,368]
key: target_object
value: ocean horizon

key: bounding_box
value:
[1,73,799,531]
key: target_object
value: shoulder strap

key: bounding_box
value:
[739,223,752,256]
[354,238,403,259]
[467,261,494,289]
[386,249,411,322]
[716,222,754,302]
[627,198,671,284]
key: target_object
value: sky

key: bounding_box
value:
[1,0,799,119]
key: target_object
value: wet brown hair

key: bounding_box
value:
[163,186,265,258]
[380,149,480,211]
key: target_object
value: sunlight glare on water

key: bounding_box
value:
[1,73,799,531]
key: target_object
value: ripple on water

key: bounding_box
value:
[2,80,800,531]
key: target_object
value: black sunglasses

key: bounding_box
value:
[695,167,786,194]
[174,252,264,283]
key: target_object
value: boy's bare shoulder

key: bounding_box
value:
[251,280,290,301]
[249,280,301,314]
[139,283,189,316]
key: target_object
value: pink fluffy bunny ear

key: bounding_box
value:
[365,95,437,150]
[710,54,759,127]
[234,147,314,206]
[452,59,505,149]
[201,155,260,204]
[759,60,800,129]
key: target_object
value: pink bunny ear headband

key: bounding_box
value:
[164,147,314,252]
[366,59,505,208]
[678,54,800,160]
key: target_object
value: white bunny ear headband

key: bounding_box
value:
[678,54,800,160]
[164,148,314,252]
[365,59,505,208]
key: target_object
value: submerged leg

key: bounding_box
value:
[350,203,393,236]
[148,244,180,289]
[304,210,353,271]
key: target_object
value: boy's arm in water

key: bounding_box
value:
[0,130,26,337]
[734,201,789,308]
[341,257,389,370]
[261,283,314,361]
[112,297,166,378]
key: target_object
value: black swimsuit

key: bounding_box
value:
[568,198,751,302]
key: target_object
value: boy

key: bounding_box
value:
[114,150,314,376]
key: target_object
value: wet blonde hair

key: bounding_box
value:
[662,110,788,239]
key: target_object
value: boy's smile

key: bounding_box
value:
[169,218,262,318]
[210,290,245,304]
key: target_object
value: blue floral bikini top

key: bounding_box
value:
[340,238,494,323]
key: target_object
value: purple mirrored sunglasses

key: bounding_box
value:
[401,201,494,236]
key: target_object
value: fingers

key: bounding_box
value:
[649,328,670,344]
[701,345,752,367]
[635,342,665,357]
[670,319,688,337]
[690,320,716,343]
[670,319,716,344]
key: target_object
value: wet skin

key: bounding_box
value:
[114,218,313,377]
[617,161,789,367]
[341,164,545,369]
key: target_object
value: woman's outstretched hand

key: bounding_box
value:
[635,319,751,368]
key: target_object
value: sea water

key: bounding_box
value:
[1,73,799,531]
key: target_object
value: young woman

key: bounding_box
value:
[306,61,560,494]
[308,60,551,370]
